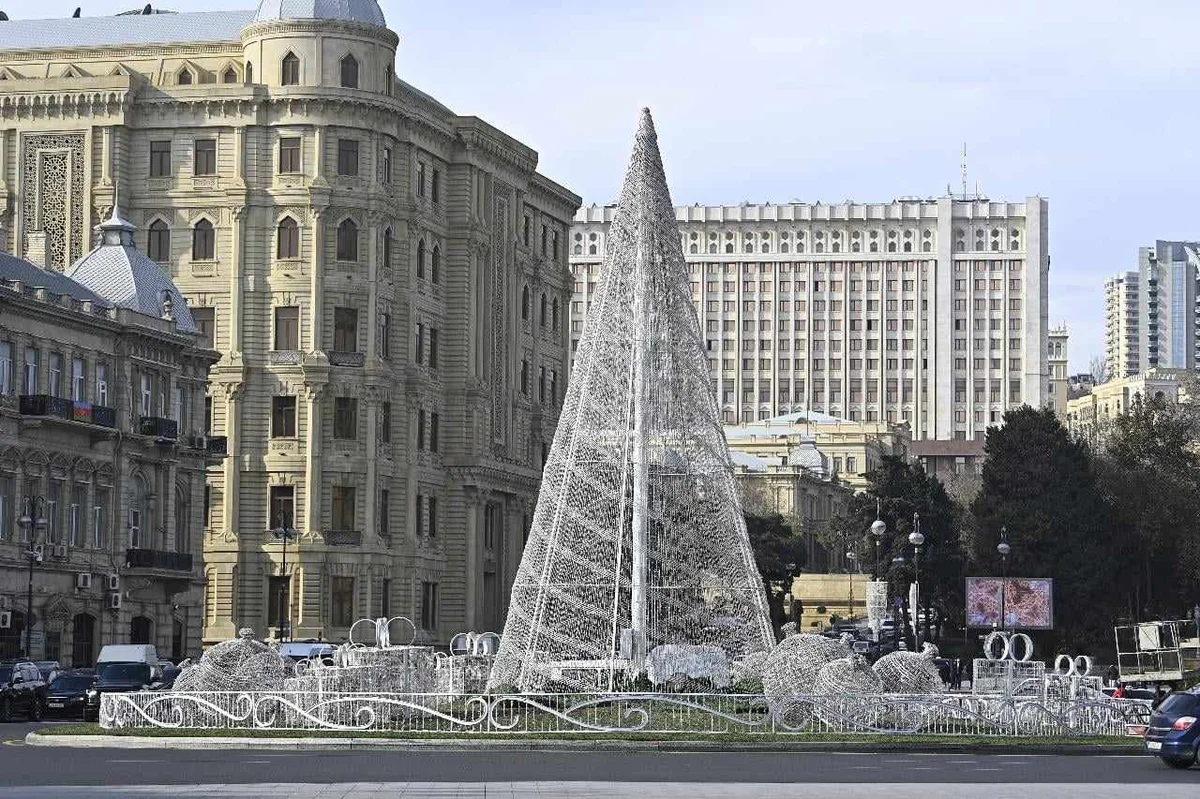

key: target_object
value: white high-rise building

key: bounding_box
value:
[570,197,1050,442]
[1105,271,1141,379]
[1139,241,1199,372]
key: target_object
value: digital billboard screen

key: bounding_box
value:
[965,577,1054,629]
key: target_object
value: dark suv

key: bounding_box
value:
[1145,690,1200,768]
[0,661,47,721]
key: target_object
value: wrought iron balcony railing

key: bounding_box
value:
[323,530,362,547]
[328,351,364,367]
[139,416,179,439]
[125,548,193,572]
[20,395,117,429]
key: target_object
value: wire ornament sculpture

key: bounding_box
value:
[761,633,853,723]
[488,109,774,693]
[866,580,888,637]
[173,628,288,693]
[814,654,884,697]
[873,642,945,694]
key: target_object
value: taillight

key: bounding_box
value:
[1171,716,1197,731]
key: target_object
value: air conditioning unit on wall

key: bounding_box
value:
[0,611,10,629]
[75,573,92,590]
[107,574,120,591]
[108,592,122,610]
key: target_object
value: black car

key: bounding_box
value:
[44,671,97,718]
[84,662,161,721]
[0,661,47,722]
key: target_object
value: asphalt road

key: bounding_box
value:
[0,721,1196,789]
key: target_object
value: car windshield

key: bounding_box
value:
[97,663,150,682]
[1157,694,1200,715]
[49,675,94,692]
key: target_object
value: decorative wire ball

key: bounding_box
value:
[173,628,288,693]
[813,653,884,696]
[730,650,770,683]
[873,642,945,694]
[761,633,854,725]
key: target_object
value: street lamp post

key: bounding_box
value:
[273,513,298,643]
[845,549,857,620]
[908,512,925,649]
[17,496,47,658]
[870,500,887,580]
[997,526,1011,633]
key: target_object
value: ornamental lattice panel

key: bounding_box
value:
[21,133,86,271]
[488,110,774,693]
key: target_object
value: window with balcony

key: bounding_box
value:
[192,219,215,261]
[269,485,294,530]
[279,137,301,173]
[334,307,357,353]
[48,353,63,398]
[333,397,357,439]
[332,485,356,531]
[271,396,296,438]
[70,358,85,402]
[193,139,216,176]
[331,576,355,628]
[96,363,108,407]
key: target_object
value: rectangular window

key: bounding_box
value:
[267,575,288,632]
[70,358,85,402]
[272,396,297,437]
[331,576,355,628]
[49,353,63,397]
[279,137,301,173]
[337,139,359,176]
[379,489,390,538]
[428,496,437,538]
[269,485,295,530]
[332,486,356,531]
[380,402,391,443]
[139,373,152,417]
[429,328,438,368]
[430,412,439,452]
[417,409,426,450]
[47,480,63,544]
[96,363,108,407]
[0,341,10,395]
[0,475,11,540]
[67,485,82,547]
[274,306,300,350]
[382,146,392,183]
[416,161,426,196]
[194,139,216,176]
[149,140,171,177]
[380,313,391,360]
[333,397,358,439]
[333,307,357,352]
[431,168,440,203]
[421,581,438,630]
[414,323,424,365]
[192,307,215,348]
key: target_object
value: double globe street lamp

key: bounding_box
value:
[908,513,926,648]
[997,526,1012,632]
[272,513,299,643]
[17,496,48,659]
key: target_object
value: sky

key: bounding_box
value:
[12,0,1200,371]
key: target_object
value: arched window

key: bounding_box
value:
[147,219,170,262]
[336,219,358,261]
[174,484,190,555]
[281,52,299,86]
[903,242,913,252]
[177,68,192,85]
[431,245,440,284]
[246,61,253,83]
[886,242,897,253]
[383,228,392,268]
[192,219,214,260]
[340,54,359,89]
[521,286,530,321]
[222,67,237,84]
[416,239,426,279]
[552,298,560,331]
[277,217,299,259]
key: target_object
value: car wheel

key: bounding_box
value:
[28,698,43,722]
[0,698,11,723]
[1161,754,1195,769]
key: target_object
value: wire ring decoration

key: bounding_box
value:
[1053,654,1094,677]
[348,616,417,649]
[983,630,1034,662]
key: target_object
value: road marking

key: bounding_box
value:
[850,766,878,770]
[243,760,271,764]
[973,768,1002,771]
[910,767,936,771]
[110,759,161,763]
[1,740,24,746]
[947,760,978,764]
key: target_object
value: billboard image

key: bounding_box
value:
[966,577,1054,629]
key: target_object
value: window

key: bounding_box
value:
[521,286,530,321]
[428,496,437,538]
[418,410,426,450]
[149,140,171,177]
[431,245,440,284]
[416,161,426,196]
[336,219,358,261]
[281,52,299,85]
[92,487,108,549]
[379,489,390,537]
[415,322,424,365]
[380,312,391,359]
[277,217,299,259]
[96,363,109,407]
[540,293,548,327]
[334,397,357,439]
[49,353,63,397]
[47,480,62,544]
[0,342,9,395]
[193,139,216,176]
[521,359,529,394]
[279,137,300,173]
[431,168,440,203]
[336,139,359,176]
[331,485,356,532]
[380,402,391,443]
[429,327,438,368]
[147,219,170,262]
[271,396,297,438]
[70,358,85,401]
[382,146,392,183]
[222,66,237,84]
[331,576,355,628]
[269,485,294,530]
[339,54,358,88]
[420,581,438,630]
[192,307,215,347]
[430,412,439,452]
[192,219,215,260]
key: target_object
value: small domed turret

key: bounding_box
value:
[252,0,385,27]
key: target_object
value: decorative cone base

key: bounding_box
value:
[488,109,774,693]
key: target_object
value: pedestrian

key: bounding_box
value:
[1112,682,1125,699]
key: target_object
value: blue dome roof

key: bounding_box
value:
[252,0,385,27]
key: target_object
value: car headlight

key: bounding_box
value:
[85,689,99,703]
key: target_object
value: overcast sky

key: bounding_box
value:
[16,0,1200,371]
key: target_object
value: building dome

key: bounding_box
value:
[252,0,386,27]
[65,204,198,335]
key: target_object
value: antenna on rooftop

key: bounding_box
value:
[72,7,80,17]
[960,142,968,199]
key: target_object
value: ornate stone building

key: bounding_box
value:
[0,213,217,665]
[0,3,579,647]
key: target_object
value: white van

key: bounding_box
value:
[96,644,159,666]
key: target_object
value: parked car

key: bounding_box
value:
[44,671,97,718]
[1144,690,1200,768]
[0,661,47,722]
[33,661,60,683]
[84,661,163,722]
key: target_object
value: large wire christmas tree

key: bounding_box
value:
[488,109,774,693]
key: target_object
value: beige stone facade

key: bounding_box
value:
[0,5,579,648]
[1065,369,1183,443]
[0,257,216,665]
[1047,324,1069,420]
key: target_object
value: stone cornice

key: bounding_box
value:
[239,18,400,49]
[528,173,582,220]
[0,42,242,64]
[453,117,539,175]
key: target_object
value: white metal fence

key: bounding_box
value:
[100,691,1150,737]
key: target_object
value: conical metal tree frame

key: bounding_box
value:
[488,110,774,693]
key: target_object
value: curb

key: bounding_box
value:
[25,732,1145,755]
